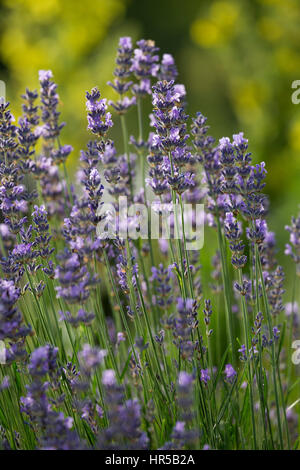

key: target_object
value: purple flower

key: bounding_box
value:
[98,368,149,449]
[0,107,29,234]
[284,302,299,330]
[132,78,152,96]
[224,364,237,384]
[252,311,263,339]
[167,171,195,195]
[51,144,73,164]
[149,80,193,196]
[259,227,277,270]
[117,331,126,345]
[174,421,185,433]
[159,54,178,82]
[109,96,136,115]
[86,87,113,137]
[285,301,299,317]
[178,371,193,387]
[0,278,31,360]
[246,218,267,244]
[150,263,173,307]
[28,345,58,377]
[119,36,132,50]
[285,210,300,274]
[38,70,53,83]
[203,299,213,334]
[21,88,39,127]
[238,344,247,361]
[34,155,68,219]
[0,376,10,391]
[273,326,280,341]
[102,369,116,386]
[39,69,64,140]
[21,344,84,449]
[167,371,198,448]
[108,37,136,114]
[0,101,17,150]
[34,69,72,217]
[116,253,138,293]
[264,265,285,317]
[59,309,95,328]
[200,368,210,385]
[32,205,54,262]
[17,117,39,161]
[131,39,159,80]
[113,36,133,81]
[79,344,107,374]
[98,392,148,450]
[55,249,98,304]
[12,242,34,264]
[130,39,159,98]
[238,344,257,361]
[224,212,247,268]
[172,298,198,361]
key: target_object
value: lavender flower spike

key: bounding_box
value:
[285,209,300,275]
[86,88,113,138]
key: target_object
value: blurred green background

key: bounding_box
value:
[0,0,300,279]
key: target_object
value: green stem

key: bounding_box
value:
[120,114,134,198]
[168,152,188,300]
[216,215,235,363]
[256,245,286,449]
[179,194,194,298]
[238,268,257,449]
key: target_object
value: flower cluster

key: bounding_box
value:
[55,249,98,304]
[86,88,113,140]
[97,369,148,450]
[34,70,72,218]
[131,39,159,97]
[150,263,174,307]
[0,279,31,362]
[21,345,83,449]
[165,372,198,449]
[0,35,299,452]
[224,212,247,269]
[108,37,136,114]
[149,80,194,197]
[285,210,300,275]
[172,298,198,361]
[203,299,213,335]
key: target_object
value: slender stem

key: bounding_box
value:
[63,161,74,206]
[179,194,194,298]
[238,268,257,449]
[252,244,273,447]
[168,151,188,299]
[256,245,285,449]
[56,136,73,206]
[120,114,134,198]
[137,97,143,142]
[136,97,156,268]
[216,215,235,363]
[135,272,173,408]
[24,266,54,345]
[287,267,297,391]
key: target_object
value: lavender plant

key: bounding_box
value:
[0,37,299,451]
